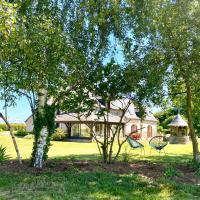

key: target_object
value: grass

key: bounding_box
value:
[0,169,200,200]
[0,133,197,163]
[0,133,99,160]
[0,133,200,200]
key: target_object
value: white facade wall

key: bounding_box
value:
[124,119,141,136]
[25,117,34,132]
[59,123,68,132]
[140,120,157,139]
[124,120,157,139]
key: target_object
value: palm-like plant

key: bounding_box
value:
[0,145,10,163]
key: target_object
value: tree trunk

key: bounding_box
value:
[65,123,72,138]
[34,127,48,168]
[186,84,200,163]
[0,113,22,164]
[33,89,48,168]
[102,122,108,163]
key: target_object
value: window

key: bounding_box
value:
[95,124,100,132]
[131,125,137,133]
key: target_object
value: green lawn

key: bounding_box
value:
[0,169,199,200]
[0,133,197,163]
[0,133,200,200]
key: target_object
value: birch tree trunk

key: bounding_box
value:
[33,89,48,168]
[0,112,22,164]
[34,127,48,168]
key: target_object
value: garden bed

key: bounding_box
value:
[0,159,199,185]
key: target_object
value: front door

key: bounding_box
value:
[147,125,152,138]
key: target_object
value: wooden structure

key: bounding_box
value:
[168,114,189,144]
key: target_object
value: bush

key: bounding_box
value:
[0,128,4,132]
[0,145,9,163]
[15,129,29,137]
[164,166,179,178]
[157,126,170,135]
[0,124,7,131]
[52,128,66,141]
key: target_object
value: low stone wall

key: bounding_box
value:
[169,135,190,144]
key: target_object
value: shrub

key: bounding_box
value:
[0,124,7,131]
[164,166,178,178]
[15,129,29,137]
[0,145,9,163]
[0,128,4,132]
[121,147,132,163]
[157,126,164,133]
[52,128,66,141]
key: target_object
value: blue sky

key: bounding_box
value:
[0,97,31,123]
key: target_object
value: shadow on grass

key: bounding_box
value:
[50,153,101,161]
[50,152,193,165]
[0,168,199,200]
[130,153,193,164]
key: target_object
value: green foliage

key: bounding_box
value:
[157,126,164,133]
[0,124,26,131]
[54,1,132,165]
[154,108,177,129]
[31,105,56,165]
[162,116,174,130]
[0,1,17,36]
[51,128,66,141]
[155,108,188,135]
[121,147,132,163]
[187,161,200,177]
[164,166,178,178]
[14,129,29,137]
[172,98,200,136]
[12,124,26,131]
[129,0,200,162]
[157,126,170,135]
[0,168,200,199]
[2,0,199,166]
[0,145,9,163]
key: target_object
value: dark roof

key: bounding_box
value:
[168,114,188,127]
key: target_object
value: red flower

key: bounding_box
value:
[130,133,141,140]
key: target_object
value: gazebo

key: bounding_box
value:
[168,114,189,144]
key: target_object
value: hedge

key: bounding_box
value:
[0,124,26,131]
[14,129,29,137]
